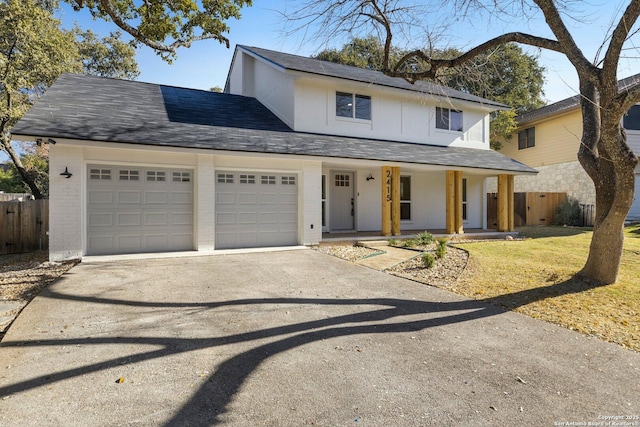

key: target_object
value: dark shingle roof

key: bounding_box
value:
[235,46,509,110]
[517,73,640,125]
[12,73,535,174]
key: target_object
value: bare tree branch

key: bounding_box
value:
[602,0,640,86]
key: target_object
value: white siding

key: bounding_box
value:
[251,58,295,128]
[301,161,323,245]
[294,79,490,149]
[49,145,84,261]
[629,172,640,221]
[627,130,640,157]
[196,154,216,251]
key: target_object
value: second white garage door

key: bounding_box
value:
[215,171,298,249]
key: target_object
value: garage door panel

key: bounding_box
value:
[171,192,192,204]
[88,213,113,227]
[259,212,279,224]
[88,235,114,251]
[117,213,142,227]
[216,171,298,249]
[145,212,168,226]
[238,193,258,204]
[217,192,236,205]
[117,235,142,250]
[145,192,168,204]
[170,212,193,226]
[117,191,141,204]
[216,212,236,225]
[279,213,297,224]
[89,190,113,204]
[87,165,194,255]
[145,234,168,248]
[238,212,257,224]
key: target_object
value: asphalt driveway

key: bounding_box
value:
[0,249,638,426]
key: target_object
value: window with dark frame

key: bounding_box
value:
[400,175,411,221]
[119,169,139,181]
[623,105,640,130]
[436,107,463,131]
[336,91,371,120]
[462,178,467,221]
[90,168,111,180]
[518,127,535,149]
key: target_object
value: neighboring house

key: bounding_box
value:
[11,45,535,261]
[489,73,640,221]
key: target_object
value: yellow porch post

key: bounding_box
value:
[381,166,392,236]
[391,166,401,236]
[497,174,514,232]
[446,171,456,233]
[454,170,464,234]
[508,174,515,232]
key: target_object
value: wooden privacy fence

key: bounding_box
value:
[487,192,567,229]
[0,200,49,255]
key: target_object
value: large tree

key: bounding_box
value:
[314,37,545,149]
[289,0,640,285]
[0,0,139,198]
[65,0,252,60]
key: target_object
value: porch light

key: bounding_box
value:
[60,167,72,178]
[366,173,375,181]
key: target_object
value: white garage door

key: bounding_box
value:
[215,171,298,249]
[87,165,194,255]
[630,174,640,221]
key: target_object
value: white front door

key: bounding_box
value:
[330,172,354,230]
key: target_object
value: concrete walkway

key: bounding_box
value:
[1,250,638,426]
[355,241,419,270]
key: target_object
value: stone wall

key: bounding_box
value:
[486,161,595,205]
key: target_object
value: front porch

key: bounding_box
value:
[321,228,518,243]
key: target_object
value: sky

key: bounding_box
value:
[53,0,639,104]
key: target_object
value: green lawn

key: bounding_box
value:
[454,224,640,351]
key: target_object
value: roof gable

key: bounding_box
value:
[517,72,640,125]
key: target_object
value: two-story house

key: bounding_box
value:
[11,45,535,260]
[491,73,640,222]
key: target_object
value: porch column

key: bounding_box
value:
[391,166,401,236]
[382,166,392,236]
[446,170,464,234]
[497,174,515,232]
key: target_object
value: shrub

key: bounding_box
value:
[435,238,448,259]
[388,238,398,246]
[553,197,581,226]
[421,253,435,268]
[416,231,435,245]
[402,239,416,248]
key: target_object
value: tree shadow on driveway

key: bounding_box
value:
[0,268,610,426]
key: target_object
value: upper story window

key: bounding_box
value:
[436,107,463,132]
[518,127,535,149]
[623,105,640,130]
[336,92,371,120]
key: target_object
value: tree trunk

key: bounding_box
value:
[0,135,43,199]
[578,129,637,284]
